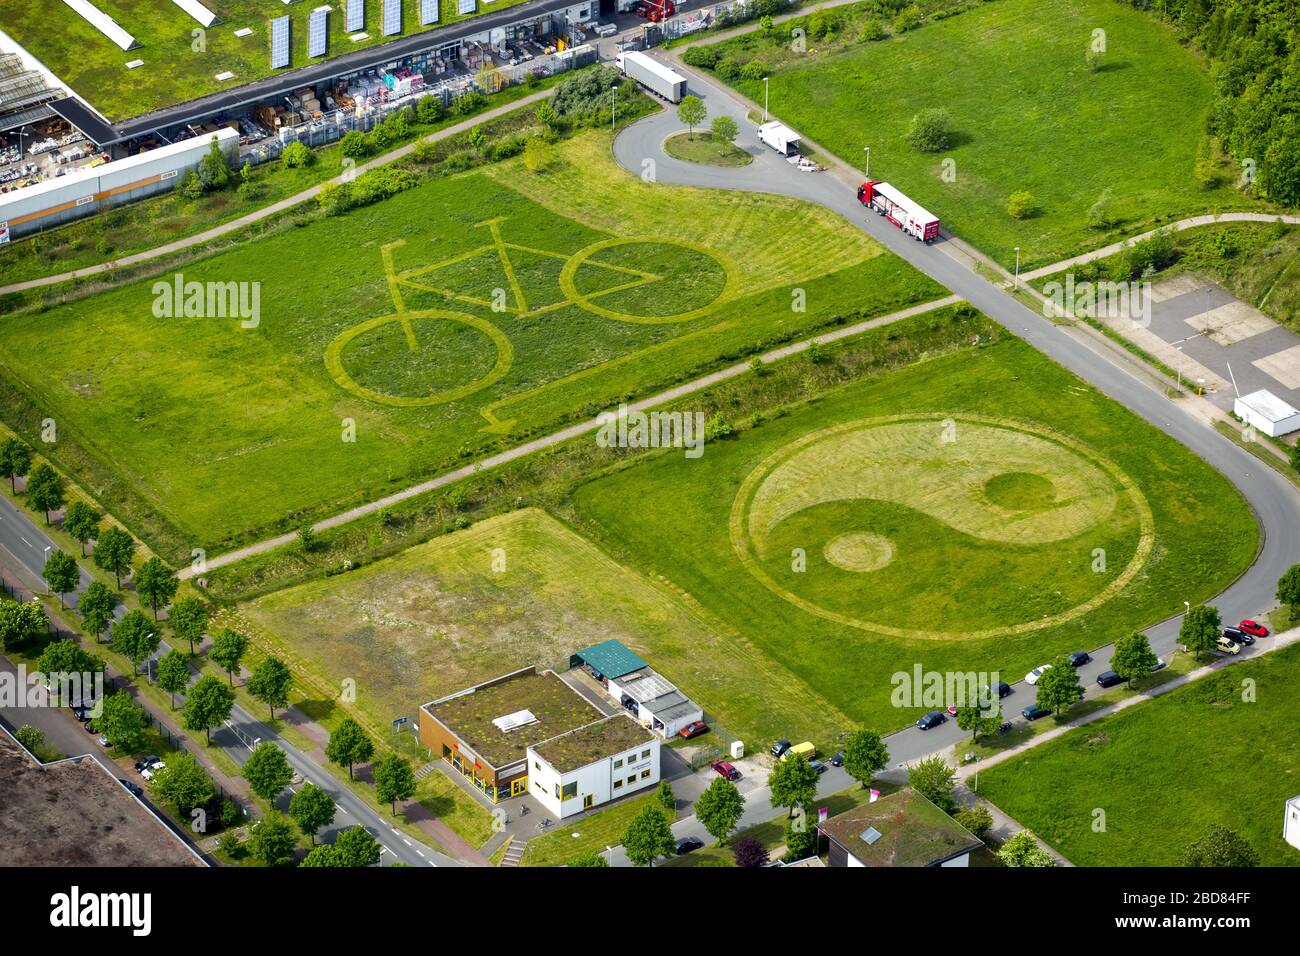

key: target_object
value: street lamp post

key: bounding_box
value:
[1014,247,1021,289]
[611,83,616,133]
[1176,345,1184,389]
[762,76,769,124]
[863,146,870,179]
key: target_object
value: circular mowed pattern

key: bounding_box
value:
[730,414,1155,640]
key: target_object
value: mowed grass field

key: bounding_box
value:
[236,508,851,747]
[721,0,1242,267]
[977,641,1300,866]
[2,0,532,121]
[0,132,940,556]
[567,336,1258,738]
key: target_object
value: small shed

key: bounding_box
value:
[569,639,647,681]
[1234,389,1300,437]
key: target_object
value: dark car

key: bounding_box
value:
[996,681,1012,698]
[118,779,143,797]
[678,720,709,739]
[808,759,828,775]
[770,739,792,758]
[1222,626,1254,646]
[1022,705,1052,721]
[1096,670,1125,688]
[829,751,844,767]
[675,835,704,855]
[71,707,92,722]
[1068,651,1091,667]
[916,710,946,730]
[134,755,161,773]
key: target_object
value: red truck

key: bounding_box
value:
[857,179,941,243]
[635,0,676,22]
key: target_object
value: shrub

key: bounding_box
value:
[552,64,621,117]
[416,94,445,124]
[704,412,733,441]
[179,169,204,200]
[740,60,766,82]
[453,90,489,115]
[716,58,742,81]
[859,18,886,41]
[1006,190,1037,219]
[367,124,394,151]
[734,836,769,868]
[783,819,816,859]
[894,4,923,31]
[682,46,720,70]
[280,140,314,168]
[1085,189,1115,229]
[235,179,262,203]
[340,130,369,159]
[906,109,952,152]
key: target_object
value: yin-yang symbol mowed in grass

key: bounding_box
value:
[729,415,1154,640]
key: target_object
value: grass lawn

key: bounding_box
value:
[521,791,669,867]
[1,0,534,122]
[0,131,939,560]
[566,334,1257,744]
[976,641,1300,866]
[710,0,1248,267]
[235,507,847,751]
[663,131,753,168]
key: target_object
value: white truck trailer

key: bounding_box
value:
[617,51,686,103]
[757,121,801,155]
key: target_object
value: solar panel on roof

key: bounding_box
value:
[420,0,439,25]
[269,16,291,69]
[308,7,329,57]
[860,826,883,845]
[456,0,475,13]
[346,0,364,31]
[383,0,402,35]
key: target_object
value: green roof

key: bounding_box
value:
[531,715,655,774]
[820,788,983,867]
[572,639,648,680]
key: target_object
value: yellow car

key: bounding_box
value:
[1215,635,1241,655]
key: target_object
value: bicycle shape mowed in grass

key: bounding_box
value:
[325,217,740,430]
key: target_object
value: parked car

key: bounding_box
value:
[1150,657,1167,672]
[71,707,92,722]
[710,759,741,781]
[678,720,709,739]
[829,751,844,767]
[1025,665,1052,685]
[1215,635,1241,656]
[808,759,828,775]
[140,761,166,781]
[1238,619,1269,638]
[996,681,1012,698]
[916,710,946,730]
[1068,650,1091,667]
[675,835,704,855]
[946,704,958,717]
[97,734,110,748]
[1096,670,1125,688]
[1022,705,1052,721]
[782,741,815,762]
[118,779,143,797]
[770,739,792,758]
[134,755,161,774]
[1222,626,1253,646]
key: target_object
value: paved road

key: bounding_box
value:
[0,494,456,867]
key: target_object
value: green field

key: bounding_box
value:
[567,335,1258,737]
[237,507,850,748]
[977,641,1300,866]
[711,0,1245,267]
[0,132,940,556]
[2,0,533,121]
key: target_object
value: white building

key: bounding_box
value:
[1234,389,1300,438]
[1285,795,1300,852]
[526,714,660,819]
[569,639,704,739]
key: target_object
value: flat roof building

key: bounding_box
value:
[527,714,659,819]
[820,788,983,868]
[571,639,704,738]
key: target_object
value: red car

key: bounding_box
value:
[678,720,709,739]
[710,759,741,781]
[1239,619,1269,638]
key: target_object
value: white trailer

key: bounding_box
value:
[757,121,801,155]
[617,51,686,103]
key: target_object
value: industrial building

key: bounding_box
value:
[569,639,704,738]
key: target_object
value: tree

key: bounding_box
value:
[247,656,292,720]
[339,130,368,159]
[248,813,297,867]
[373,753,415,814]
[62,500,100,556]
[0,599,47,650]
[26,463,64,524]
[906,108,951,152]
[289,782,336,843]
[1111,631,1159,685]
[695,777,744,845]
[656,779,676,816]
[570,851,610,867]
[908,756,957,811]
[621,804,674,867]
[36,639,100,696]
[134,556,178,620]
[956,701,1002,742]
[1182,825,1259,867]
[112,609,158,676]
[280,141,314,169]
[197,135,230,190]
[954,804,994,841]
[14,724,45,755]
[1006,190,1037,219]
[93,526,136,588]
[182,674,234,744]
[0,437,31,492]
[210,629,247,685]
[769,753,819,817]
[243,742,294,802]
[998,830,1054,867]
[326,718,374,780]
[1035,654,1084,715]
[710,114,738,144]
[733,836,769,868]
[299,845,343,867]
[169,596,208,655]
[676,95,707,137]
[333,824,382,867]
[1085,188,1115,229]
[43,549,78,608]
[783,817,816,859]
[1277,564,1300,620]
[155,649,191,709]
[841,729,889,786]
[150,753,215,818]
[78,580,116,644]
[1180,604,1222,658]
[97,690,146,751]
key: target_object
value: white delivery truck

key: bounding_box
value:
[757,121,801,155]
[617,51,686,103]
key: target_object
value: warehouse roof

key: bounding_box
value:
[820,788,982,867]
[531,715,654,775]
[571,639,648,680]
[1236,389,1300,423]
